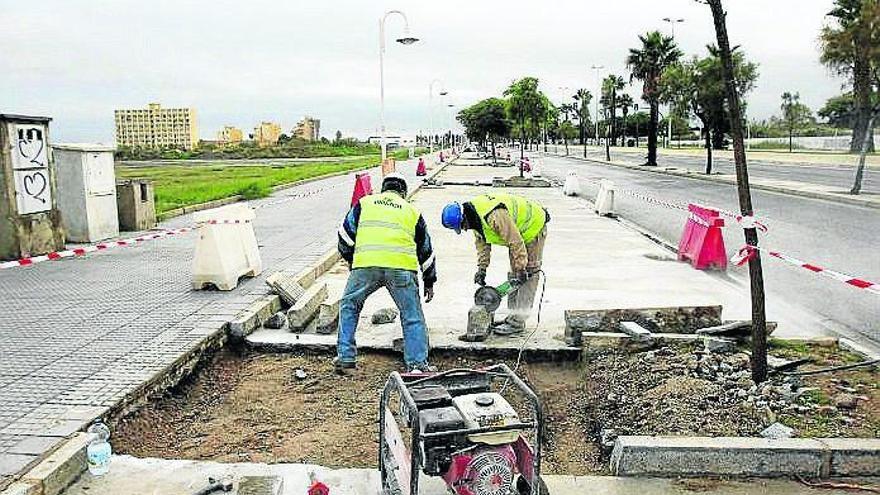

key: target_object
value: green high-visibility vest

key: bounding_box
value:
[470,192,546,245]
[353,192,420,271]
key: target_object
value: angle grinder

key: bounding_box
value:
[461,281,521,343]
[473,280,519,312]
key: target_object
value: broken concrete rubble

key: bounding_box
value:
[287,283,328,331]
[619,321,653,342]
[263,312,287,330]
[370,308,398,325]
[265,272,307,306]
[565,305,722,345]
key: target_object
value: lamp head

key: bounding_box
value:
[396,36,419,45]
[439,90,448,96]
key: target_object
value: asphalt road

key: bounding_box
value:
[538,152,880,351]
[556,144,878,193]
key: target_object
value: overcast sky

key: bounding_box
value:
[1,0,845,143]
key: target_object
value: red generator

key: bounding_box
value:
[379,364,547,495]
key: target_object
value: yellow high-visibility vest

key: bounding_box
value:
[470,192,546,245]
[352,192,420,271]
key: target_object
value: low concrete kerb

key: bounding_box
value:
[610,435,880,478]
[546,152,880,210]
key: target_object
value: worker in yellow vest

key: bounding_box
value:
[441,192,548,335]
[337,173,437,373]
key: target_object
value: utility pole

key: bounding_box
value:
[591,65,604,156]
[663,17,684,149]
[704,0,768,383]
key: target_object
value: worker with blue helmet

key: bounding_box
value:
[441,192,549,335]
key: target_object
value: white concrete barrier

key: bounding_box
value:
[563,171,580,196]
[192,204,261,290]
[595,179,615,216]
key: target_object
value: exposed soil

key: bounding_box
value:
[113,350,598,474]
[112,342,878,476]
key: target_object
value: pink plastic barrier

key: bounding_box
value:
[678,203,727,271]
[351,173,373,207]
[416,158,427,176]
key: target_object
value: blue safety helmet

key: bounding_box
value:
[441,202,464,234]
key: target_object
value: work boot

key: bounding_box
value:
[406,363,438,374]
[332,357,356,375]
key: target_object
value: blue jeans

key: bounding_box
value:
[337,268,429,367]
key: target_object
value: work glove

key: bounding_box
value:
[474,268,487,286]
[424,286,434,303]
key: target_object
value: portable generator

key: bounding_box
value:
[379,364,547,495]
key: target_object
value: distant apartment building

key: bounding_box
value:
[253,121,282,147]
[293,116,321,141]
[217,126,244,145]
[114,103,198,150]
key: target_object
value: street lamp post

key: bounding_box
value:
[446,103,455,149]
[591,65,604,153]
[428,79,447,154]
[662,17,684,149]
[379,10,418,162]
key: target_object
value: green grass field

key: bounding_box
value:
[117,148,423,217]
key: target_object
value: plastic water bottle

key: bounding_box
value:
[86,421,111,476]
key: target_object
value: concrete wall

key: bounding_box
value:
[0,115,65,260]
[116,180,156,232]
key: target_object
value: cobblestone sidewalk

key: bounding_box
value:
[0,158,424,487]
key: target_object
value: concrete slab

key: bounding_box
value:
[248,164,748,356]
[611,436,828,477]
[56,456,874,495]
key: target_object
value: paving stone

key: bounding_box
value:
[0,453,37,476]
[0,166,420,481]
[8,436,62,456]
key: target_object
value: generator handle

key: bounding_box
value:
[491,363,544,481]
[380,371,421,495]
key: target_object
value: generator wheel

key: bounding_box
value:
[516,475,548,495]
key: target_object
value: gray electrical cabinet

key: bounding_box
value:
[0,114,65,260]
[53,143,119,242]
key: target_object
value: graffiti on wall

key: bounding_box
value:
[10,124,52,214]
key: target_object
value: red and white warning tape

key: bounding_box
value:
[573,174,770,232]
[1,177,360,270]
[732,245,879,295]
[0,227,196,270]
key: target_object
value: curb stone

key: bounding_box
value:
[610,435,880,478]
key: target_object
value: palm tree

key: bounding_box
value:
[618,94,634,146]
[821,0,878,153]
[601,75,626,146]
[573,89,592,157]
[627,31,682,166]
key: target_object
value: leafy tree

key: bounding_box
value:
[335,130,343,142]
[457,97,511,163]
[627,31,683,166]
[781,92,814,152]
[821,0,880,152]
[601,75,626,146]
[504,77,549,173]
[661,45,759,171]
[558,103,578,154]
